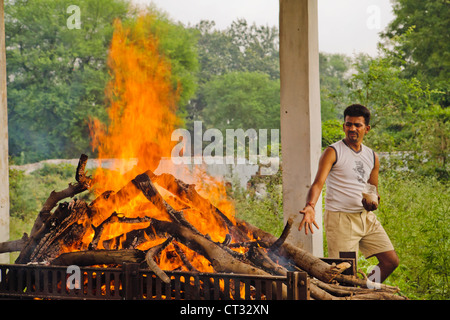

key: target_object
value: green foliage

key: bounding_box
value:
[5,1,199,164]
[319,53,352,120]
[186,19,279,130]
[347,55,448,178]
[380,0,450,106]
[194,19,279,82]
[9,164,76,220]
[321,119,345,148]
[202,71,280,131]
[375,171,449,299]
[234,170,284,237]
[5,0,130,163]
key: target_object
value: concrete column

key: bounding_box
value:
[279,0,323,256]
[0,0,10,263]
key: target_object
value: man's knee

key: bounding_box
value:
[378,250,399,271]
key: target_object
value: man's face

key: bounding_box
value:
[343,116,370,145]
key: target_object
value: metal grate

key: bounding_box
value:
[0,263,309,300]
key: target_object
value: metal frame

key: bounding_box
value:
[0,263,310,300]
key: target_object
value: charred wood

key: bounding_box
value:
[51,249,146,266]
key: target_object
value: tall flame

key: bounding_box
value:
[84,15,235,273]
[90,15,179,189]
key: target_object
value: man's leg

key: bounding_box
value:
[324,210,361,258]
[368,250,399,283]
[360,211,398,283]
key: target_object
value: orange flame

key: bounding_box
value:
[80,15,235,273]
[90,16,179,186]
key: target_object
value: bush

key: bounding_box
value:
[375,171,449,299]
[322,119,345,148]
[234,170,284,237]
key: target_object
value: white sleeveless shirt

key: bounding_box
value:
[325,139,375,213]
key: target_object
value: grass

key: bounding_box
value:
[374,171,449,299]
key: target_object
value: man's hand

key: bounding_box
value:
[298,205,319,235]
[362,195,380,211]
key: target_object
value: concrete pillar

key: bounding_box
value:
[0,0,10,263]
[279,0,323,256]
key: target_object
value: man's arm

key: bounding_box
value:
[298,147,336,234]
[367,152,380,188]
[363,152,380,211]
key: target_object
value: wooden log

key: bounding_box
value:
[149,219,270,277]
[236,218,403,298]
[246,244,287,276]
[333,273,400,293]
[145,237,173,283]
[235,217,278,244]
[151,172,249,242]
[14,155,91,263]
[276,241,338,283]
[268,217,293,251]
[236,218,337,282]
[131,172,195,232]
[30,154,90,236]
[15,200,86,263]
[90,213,152,250]
[88,181,144,227]
[172,241,198,272]
[51,249,146,266]
[0,233,28,253]
[27,200,91,263]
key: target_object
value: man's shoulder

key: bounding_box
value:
[362,143,376,154]
[329,139,344,148]
[328,140,344,155]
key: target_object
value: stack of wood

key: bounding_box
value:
[0,155,407,300]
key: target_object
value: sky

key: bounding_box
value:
[133,0,395,57]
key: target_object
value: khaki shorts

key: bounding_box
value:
[324,210,394,259]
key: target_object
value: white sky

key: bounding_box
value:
[133,0,395,57]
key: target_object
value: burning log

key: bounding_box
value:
[51,248,146,266]
[145,237,173,284]
[150,172,249,242]
[1,154,406,300]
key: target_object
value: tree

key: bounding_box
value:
[319,53,352,121]
[201,71,280,131]
[6,1,199,163]
[186,19,279,130]
[380,0,450,106]
[6,0,130,163]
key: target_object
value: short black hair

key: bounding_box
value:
[344,104,371,126]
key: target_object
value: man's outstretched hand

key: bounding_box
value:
[298,206,319,235]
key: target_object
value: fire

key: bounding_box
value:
[79,14,235,273]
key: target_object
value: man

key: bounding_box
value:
[298,104,399,283]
